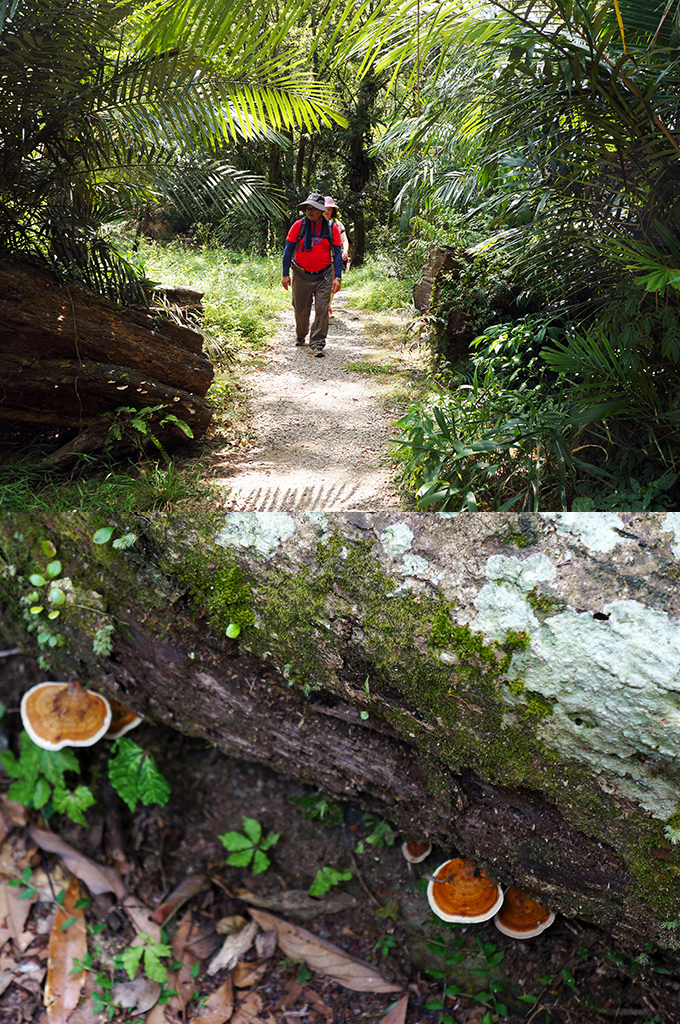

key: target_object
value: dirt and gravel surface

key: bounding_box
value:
[213,295,403,512]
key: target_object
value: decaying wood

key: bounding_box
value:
[0,260,213,464]
[2,510,680,949]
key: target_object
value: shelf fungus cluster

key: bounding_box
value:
[20,681,141,750]
[427,857,554,940]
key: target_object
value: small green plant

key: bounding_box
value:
[308,866,352,896]
[116,932,174,984]
[107,737,171,813]
[289,791,343,827]
[354,814,395,853]
[103,404,193,464]
[9,866,38,900]
[0,731,96,825]
[375,933,398,957]
[219,816,280,874]
[21,539,67,651]
[225,622,241,638]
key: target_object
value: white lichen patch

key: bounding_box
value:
[215,512,296,558]
[380,523,414,556]
[540,512,628,552]
[485,553,556,591]
[401,554,431,577]
[664,513,680,559]
[473,553,680,819]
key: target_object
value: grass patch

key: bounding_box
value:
[140,240,288,362]
[344,255,415,312]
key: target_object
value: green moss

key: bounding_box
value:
[522,692,554,717]
[526,586,566,616]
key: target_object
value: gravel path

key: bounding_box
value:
[216,294,403,511]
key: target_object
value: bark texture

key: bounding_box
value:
[1,510,680,949]
[0,260,213,463]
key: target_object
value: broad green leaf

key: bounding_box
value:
[220,831,253,851]
[225,622,241,638]
[108,737,145,812]
[7,778,37,805]
[259,832,279,851]
[226,849,254,867]
[241,817,262,844]
[251,850,271,875]
[0,749,23,778]
[46,560,62,578]
[137,752,171,807]
[38,743,79,786]
[52,785,97,826]
[41,541,57,558]
[30,605,44,615]
[32,776,52,810]
[49,588,66,605]
[29,574,46,586]
[119,945,145,981]
[143,945,172,983]
[92,528,114,545]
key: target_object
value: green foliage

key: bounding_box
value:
[308,866,352,896]
[9,867,38,900]
[107,738,171,813]
[0,731,95,825]
[289,792,344,827]
[117,933,174,984]
[374,933,398,957]
[219,816,280,875]
[354,814,395,854]
[345,255,415,312]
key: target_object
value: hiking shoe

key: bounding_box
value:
[310,348,325,358]
[295,337,306,346]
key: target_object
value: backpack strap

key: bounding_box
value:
[294,216,341,259]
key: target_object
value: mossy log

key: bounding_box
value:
[1,510,680,949]
[0,260,213,464]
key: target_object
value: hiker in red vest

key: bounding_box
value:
[281,192,343,358]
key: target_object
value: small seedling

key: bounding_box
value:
[354,814,395,853]
[289,792,343,827]
[116,932,174,984]
[9,867,38,900]
[308,866,352,896]
[219,816,279,875]
[375,934,398,957]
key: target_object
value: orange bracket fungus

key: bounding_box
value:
[401,840,432,864]
[21,681,112,751]
[427,857,504,924]
[493,885,555,939]
[105,698,143,739]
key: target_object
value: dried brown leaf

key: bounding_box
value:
[247,910,401,994]
[231,959,267,989]
[275,979,302,1011]
[45,875,87,1024]
[235,888,356,920]
[254,929,276,960]
[0,797,28,827]
[110,976,161,1015]
[122,895,162,945]
[216,915,248,936]
[29,828,126,899]
[152,874,209,924]
[0,879,37,952]
[231,990,264,1024]
[207,920,257,977]
[381,994,408,1024]
[145,1003,171,1024]
[189,976,234,1024]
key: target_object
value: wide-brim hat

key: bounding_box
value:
[325,195,339,209]
[297,192,326,212]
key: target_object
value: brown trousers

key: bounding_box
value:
[291,265,333,350]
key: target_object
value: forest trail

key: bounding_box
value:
[213,293,403,511]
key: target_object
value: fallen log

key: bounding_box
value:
[0,259,213,464]
[1,511,679,950]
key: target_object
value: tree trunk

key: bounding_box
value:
[1,511,679,950]
[0,260,213,464]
